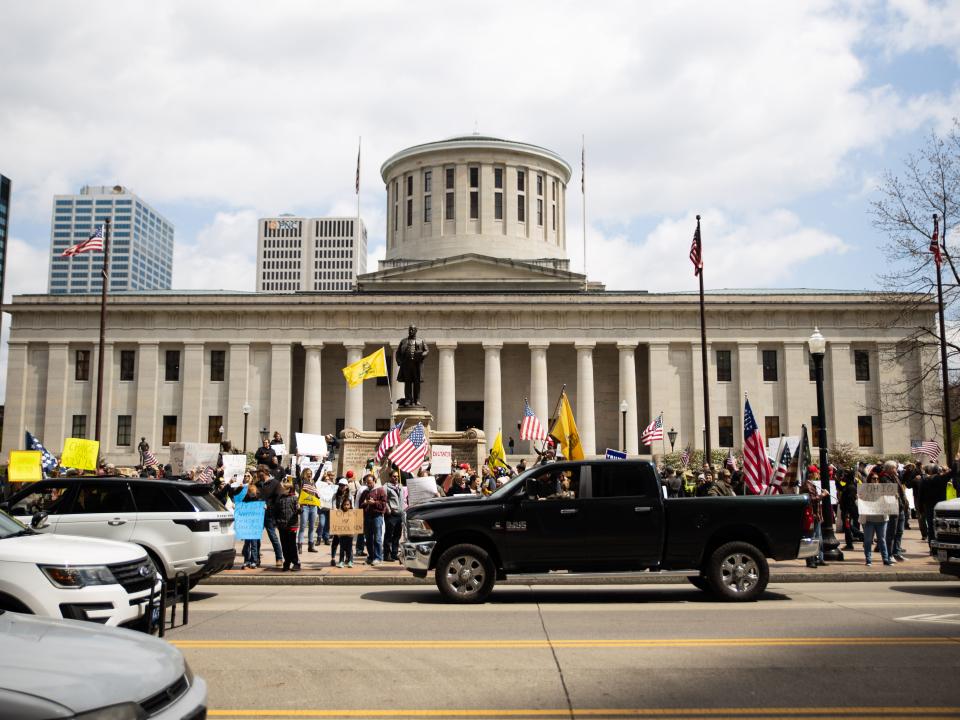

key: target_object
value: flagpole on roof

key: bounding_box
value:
[94,217,111,445]
[356,137,362,281]
[581,135,587,280]
[693,215,712,464]
[933,214,954,462]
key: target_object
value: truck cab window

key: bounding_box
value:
[526,468,579,500]
[591,464,656,498]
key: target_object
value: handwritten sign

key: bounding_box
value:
[857,483,899,516]
[271,443,286,457]
[431,445,452,475]
[318,483,337,509]
[8,451,42,482]
[330,508,364,535]
[295,433,327,457]
[169,443,220,476]
[61,438,100,471]
[222,454,247,483]
[407,476,440,506]
[233,487,266,540]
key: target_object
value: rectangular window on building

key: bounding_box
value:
[517,170,525,191]
[424,194,432,223]
[469,166,479,219]
[116,415,132,446]
[406,198,413,226]
[537,198,543,226]
[494,192,503,220]
[207,415,223,443]
[75,350,90,381]
[765,416,780,440]
[165,350,180,382]
[469,166,479,187]
[120,349,135,381]
[162,415,178,446]
[855,350,870,381]
[718,416,734,447]
[518,195,525,222]
[762,349,778,381]
[445,190,454,220]
[424,170,432,193]
[810,416,821,446]
[716,350,732,382]
[494,167,503,189]
[71,414,87,439]
[537,174,543,195]
[445,167,454,189]
[406,175,413,196]
[857,416,874,447]
[210,349,226,382]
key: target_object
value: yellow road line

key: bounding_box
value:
[205,708,960,718]
[172,636,960,650]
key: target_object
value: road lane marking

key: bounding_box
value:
[897,613,960,625]
[173,636,960,650]
[205,707,960,718]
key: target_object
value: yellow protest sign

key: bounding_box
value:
[8,451,42,482]
[61,438,100,471]
[298,489,321,507]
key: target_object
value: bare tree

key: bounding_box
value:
[870,120,960,428]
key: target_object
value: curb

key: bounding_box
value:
[200,570,951,587]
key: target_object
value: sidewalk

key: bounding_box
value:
[201,525,951,587]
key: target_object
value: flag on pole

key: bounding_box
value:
[640,413,663,446]
[24,430,58,473]
[680,446,690,467]
[488,430,508,469]
[355,138,361,194]
[62,225,105,257]
[742,398,771,495]
[785,425,811,488]
[689,220,703,276]
[911,439,942,461]
[389,422,429,473]
[342,347,388,388]
[931,215,942,267]
[143,450,158,467]
[519,400,547,441]
[376,422,403,463]
[581,139,585,194]
[549,392,584,460]
[767,442,792,495]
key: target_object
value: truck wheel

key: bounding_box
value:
[687,576,712,593]
[435,544,496,603]
[706,541,768,602]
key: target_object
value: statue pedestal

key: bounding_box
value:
[393,406,434,430]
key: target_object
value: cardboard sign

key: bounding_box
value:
[318,483,337,509]
[298,489,321,507]
[222,454,247,483]
[407,476,440,506]
[233,488,266,540]
[61,438,100,471]
[8,451,42,482]
[295,433,327,458]
[330,508,364,535]
[431,445,452,475]
[857,483,899,516]
[169,443,220,476]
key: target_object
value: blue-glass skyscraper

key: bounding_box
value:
[47,185,174,294]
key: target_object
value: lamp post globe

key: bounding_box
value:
[667,427,677,453]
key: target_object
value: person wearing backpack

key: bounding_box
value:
[383,470,406,562]
[274,479,301,571]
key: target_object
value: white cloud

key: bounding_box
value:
[879,0,960,61]
[172,210,259,290]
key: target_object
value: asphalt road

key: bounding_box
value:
[166,581,960,719]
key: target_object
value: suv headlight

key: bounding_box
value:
[74,702,147,720]
[39,564,116,588]
[406,518,433,538]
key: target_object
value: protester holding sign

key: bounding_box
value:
[297,467,320,554]
[858,472,894,566]
[333,495,356,568]
[234,478,266,569]
[329,479,353,566]
[273,479,300,571]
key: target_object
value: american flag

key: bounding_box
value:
[930,215,942,267]
[520,401,547,441]
[742,398,771,495]
[725,448,738,471]
[197,466,215,484]
[640,413,663,446]
[376,422,403,462]
[25,430,59,472]
[911,440,942,461]
[690,217,703,276]
[680,446,690,467]
[355,138,361,194]
[62,225,104,257]
[301,481,318,496]
[390,422,428,473]
[766,443,792,495]
[143,450,158,467]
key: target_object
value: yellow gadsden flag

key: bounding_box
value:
[549,392,584,460]
[488,430,508,469]
[342,347,388,388]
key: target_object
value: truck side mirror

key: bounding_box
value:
[31,511,49,530]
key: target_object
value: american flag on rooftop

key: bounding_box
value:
[930,215,942,267]
[689,219,703,276]
[390,422,428,473]
[519,400,547,441]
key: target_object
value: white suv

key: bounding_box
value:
[5,477,235,587]
[0,509,162,628]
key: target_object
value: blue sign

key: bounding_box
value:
[233,487,266,540]
[605,449,627,460]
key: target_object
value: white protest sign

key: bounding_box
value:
[300,461,321,480]
[318,483,337,509]
[857,483,899,516]
[168,443,221,476]
[431,445,452,475]
[407,476,440,506]
[271,443,286,457]
[295,433,328,457]
[222,454,247,482]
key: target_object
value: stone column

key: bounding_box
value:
[647,342,671,449]
[181,343,204,443]
[226,343,250,449]
[302,343,324,434]
[877,343,904,453]
[618,341,640,455]
[737,343,760,445]
[528,343,549,433]
[134,342,160,451]
[100,343,115,452]
[483,341,503,442]
[344,343,365,430]
[388,343,403,413]
[436,341,457,431]
[575,341,597,456]
[1,341,28,458]
[43,342,69,452]
[269,343,293,441]
[828,342,855,447]
[781,342,808,437]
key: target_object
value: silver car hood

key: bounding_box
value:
[0,611,183,714]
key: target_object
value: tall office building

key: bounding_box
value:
[48,185,174,294]
[0,174,10,308]
[257,215,368,292]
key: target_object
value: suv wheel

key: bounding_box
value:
[435,544,495,603]
[705,541,769,602]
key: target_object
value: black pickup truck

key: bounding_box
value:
[402,460,817,602]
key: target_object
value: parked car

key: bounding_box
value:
[931,498,960,579]
[4,477,235,587]
[0,608,206,719]
[0,508,162,628]
[402,460,816,603]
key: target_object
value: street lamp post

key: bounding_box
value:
[242,403,252,454]
[667,427,677,453]
[619,400,628,453]
[808,327,843,562]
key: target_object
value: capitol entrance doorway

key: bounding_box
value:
[456,401,483,432]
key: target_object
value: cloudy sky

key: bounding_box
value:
[1,1,959,398]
